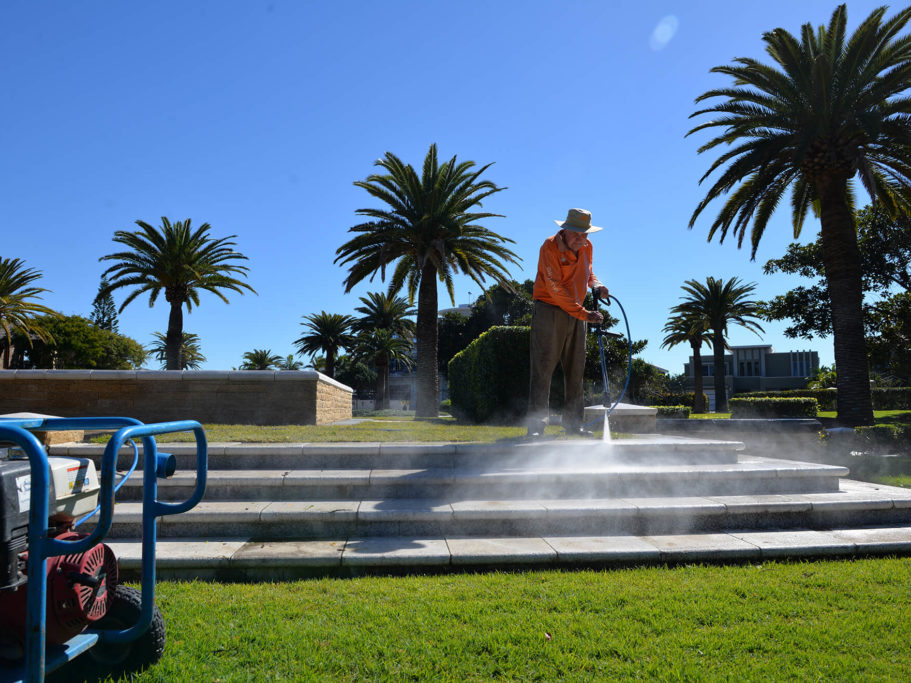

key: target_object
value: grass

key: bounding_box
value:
[85,558,911,682]
[86,416,624,444]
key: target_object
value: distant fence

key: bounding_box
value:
[0,370,353,426]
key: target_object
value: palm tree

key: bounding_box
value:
[353,291,416,403]
[148,331,206,370]
[687,4,911,426]
[276,354,304,371]
[0,257,58,368]
[99,217,255,370]
[352,291,416,339]
[335,144,520,417]
[294,312,354,379]
[240,348,282,370]
[354,329,415,410]
[674,277,765,412]
[661,310,713,413]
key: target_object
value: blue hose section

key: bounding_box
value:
[73,439,139,529]
[583,293,633,430]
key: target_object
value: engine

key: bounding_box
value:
[0,450,117,659]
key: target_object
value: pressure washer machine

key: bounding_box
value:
[0,416,207,682]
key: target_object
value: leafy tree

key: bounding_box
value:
[333,353,376,395]
[99,217,255,370]
[240,348,282,370]
[353,329,415,410]
[438,280,534,375]
[90,277,119,332]
[0,257,57,368]
[9,314,146,369]
[688,4,911,425]
[762,205,911,382]
[276,354,304,371]
[294,312,355,379]
[149,331,206,370]
[673,277,764,412]
[808,365,838,389]
[335,143,520,417]
[661,310,714,413]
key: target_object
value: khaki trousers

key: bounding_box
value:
[528,300,587,431]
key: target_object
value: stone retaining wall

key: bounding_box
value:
[0,370,353,425]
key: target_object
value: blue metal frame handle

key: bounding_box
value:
[0,417,207,682]
[94,421,208,645]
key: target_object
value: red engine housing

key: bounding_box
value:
[0,532,118,655]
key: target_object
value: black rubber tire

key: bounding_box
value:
[70,585,166,680]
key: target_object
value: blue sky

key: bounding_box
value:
[1,1,891,374]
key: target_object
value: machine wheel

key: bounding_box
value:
[74,585,166,678]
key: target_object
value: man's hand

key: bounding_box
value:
[586,310,604,324]
[596,285,610,303]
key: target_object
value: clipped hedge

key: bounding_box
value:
[654,405,691,419]
[736,389,837,411]
[729,397,819,418]
[737,387,911,411]
[872,388,911,410]
[648,392,709,411]
[854,424,911,454]
[448,326,531,423]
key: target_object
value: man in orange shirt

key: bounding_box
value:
[527,208,609,438]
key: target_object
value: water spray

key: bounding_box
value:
[584,289,633,436]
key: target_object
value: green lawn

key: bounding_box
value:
[89,559,911,682]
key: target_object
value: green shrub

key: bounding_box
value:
[654,405,691,419]
[736,389,837,411]
[855,424,911,454]
[729,397,819,418]
[648,392,709,411]
[737,388,911,411]
[439,399,452,412]
[871,388,911,410]
[448,326,532,424]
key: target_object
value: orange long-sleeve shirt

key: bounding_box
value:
[532,232,604,321]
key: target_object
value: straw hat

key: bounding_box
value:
[554,208,602,233]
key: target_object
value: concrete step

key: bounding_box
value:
[106,524,911,581]
[51,436,745,471]
[91,479,911,540]
[113,457,848,501]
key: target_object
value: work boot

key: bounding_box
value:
[526,418,547,440]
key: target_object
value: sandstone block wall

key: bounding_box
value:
[0,370,353,426]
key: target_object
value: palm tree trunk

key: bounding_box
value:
[690,339,705,413]
[375,356,389,411]
[415,262,439,418]
[166,302,183,371]
[818,179,874,426]
[712,328,727,412]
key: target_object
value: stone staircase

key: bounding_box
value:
[50,436,911,579]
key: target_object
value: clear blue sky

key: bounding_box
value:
[1,1,891,374]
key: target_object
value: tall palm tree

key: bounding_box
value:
[335,144,520,417]
[294,312,355,379]
[661,310,713,413]
[0,257,58,368]
[240,348,282,370]
[352,291,416,339]
[99,217,256,370]
[687,4,911,426]
[354,328,415,410]
[148,331,206,370]
[674,277,765,412]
